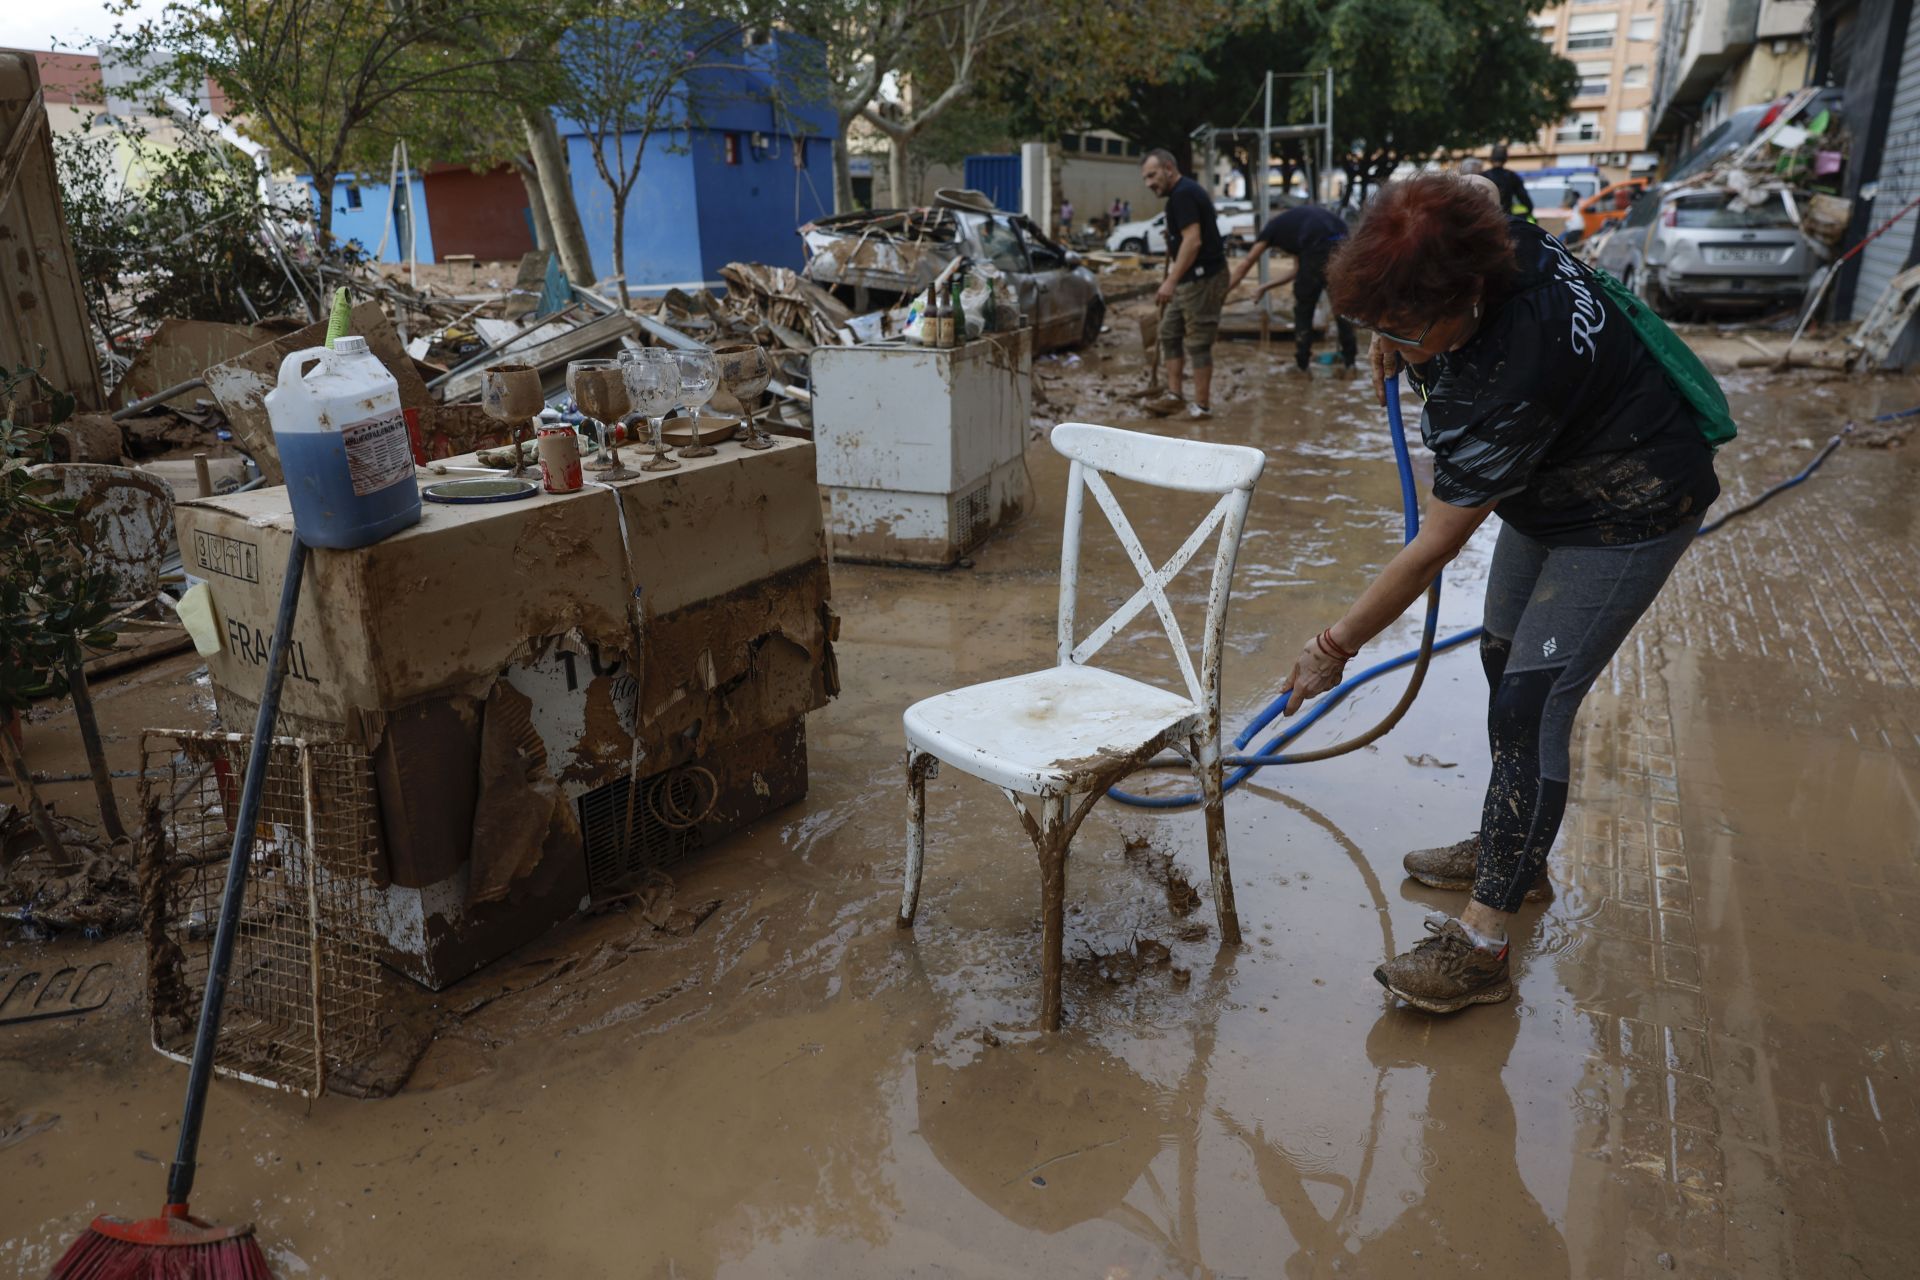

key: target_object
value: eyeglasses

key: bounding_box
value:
[1345,315,1440,346]
[1343,294,1462,348]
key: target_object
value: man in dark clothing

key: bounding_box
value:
[1142,148,1229,418]
[1483,145,1534,220]
[1226,204,1358,370]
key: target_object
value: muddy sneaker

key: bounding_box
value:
[1402,832,1553,903]
[1374,916,1514,1013]
[1187,402,1212,419]
[1142,391,1186,418]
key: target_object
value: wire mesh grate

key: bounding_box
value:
[139,730,385,1099]
[578,768,704,901]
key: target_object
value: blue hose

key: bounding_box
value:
[1106,385,1876,810]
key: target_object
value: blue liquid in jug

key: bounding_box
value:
[277,430,421,549]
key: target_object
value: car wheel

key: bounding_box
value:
[1077,299,1106,349]
[1120,237,1147,254]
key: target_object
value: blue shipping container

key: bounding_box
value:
[962,155,1021,211]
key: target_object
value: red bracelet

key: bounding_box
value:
[1316,628,1357,662]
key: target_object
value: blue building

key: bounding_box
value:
[556,26,835,288]
[306,171,437,265]
[298,25,835,288]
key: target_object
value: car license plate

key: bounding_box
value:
[1709,247,1777,264]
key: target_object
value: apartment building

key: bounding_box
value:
[1647,1,1814,166]
[1507,0,1668,183]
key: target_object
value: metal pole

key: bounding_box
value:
[1257,71,1272,305]
[1326,66,1336,205]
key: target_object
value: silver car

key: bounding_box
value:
[802,205,1105,352]
[1594,187,1815,316]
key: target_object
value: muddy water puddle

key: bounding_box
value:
[5,317,1920,1277]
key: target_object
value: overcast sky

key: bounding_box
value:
[1,0,169,54]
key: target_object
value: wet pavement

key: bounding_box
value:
[5,312,1920,1277]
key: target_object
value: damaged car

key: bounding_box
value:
[799,195,1106,352]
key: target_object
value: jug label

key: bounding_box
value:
[340,409,413,496]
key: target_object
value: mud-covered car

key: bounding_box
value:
[800,202,1106,352]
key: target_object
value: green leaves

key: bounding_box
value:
[0,364,123,716]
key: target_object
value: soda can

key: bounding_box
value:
[538,424,583,493]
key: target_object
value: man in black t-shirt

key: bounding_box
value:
[1142,149,1228,418]
[1225,205,1357,371]
[1483,145,1534,220]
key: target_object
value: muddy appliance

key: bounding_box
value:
[810,330,1032,565]
[173,438,836,989]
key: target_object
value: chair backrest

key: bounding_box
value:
[1049,423,1264,714]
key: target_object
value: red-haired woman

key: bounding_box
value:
[1280,173,1720,1014]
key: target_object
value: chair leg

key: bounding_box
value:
[1037,794,1069,1031]
[900,750,936,929]
[1195,735,1242,946]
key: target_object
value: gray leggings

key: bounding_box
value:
[1472,519,1699,911]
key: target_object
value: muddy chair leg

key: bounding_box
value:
[1037,794,1069,1031]
[1195,736,1242,946]
[900,750,937,928]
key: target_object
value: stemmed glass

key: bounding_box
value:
[569,358,632,479]
[673,350,720,458]
[480,363,543,478]
[622,347,681,472]
[713,343,775,451]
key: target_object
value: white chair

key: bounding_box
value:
[899,422,1265,1030]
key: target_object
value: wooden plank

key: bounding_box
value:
[0,53,105,410]
[440,310,635,402]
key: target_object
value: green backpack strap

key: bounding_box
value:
[1585,264,1737,450]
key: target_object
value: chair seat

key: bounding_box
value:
[904,664,1201,795]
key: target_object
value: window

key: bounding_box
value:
[1615,109,1647,136]
[1556,112,1603,144]
[1568,11,1617,49]
[724,133,741,165]
[976,217,1029,274]
[1105,137,1125,156]
[344,185,362,210]
[1576,60,1612,97]
[793,137,808,168]
[1629,15,1656,39]
[1622,63,1649,87]
[1671,193,1797,229]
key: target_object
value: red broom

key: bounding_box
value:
[51,539,309,1279]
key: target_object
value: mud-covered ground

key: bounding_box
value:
[4,304,1918,1278]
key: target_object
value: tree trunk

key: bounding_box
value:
[312,171,337,243]
[64,655,125,843]
[889,134,910,207]
[521,107,597,287]
[514,155,554,253]
[0,722,65,868]
[611,188,630,309]
[832,131,856,213]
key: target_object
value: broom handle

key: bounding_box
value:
[166,535,309,1211]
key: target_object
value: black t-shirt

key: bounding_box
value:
[1408,220,1720,547]
[1485,166,1533,217]
[1164,177,1226,280]
[1258,206,1347,256]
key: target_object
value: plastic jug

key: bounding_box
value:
[263,336,422,549]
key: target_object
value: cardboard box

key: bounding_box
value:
[174,437,834,987]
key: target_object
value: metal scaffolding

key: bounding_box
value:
[1191,68,1336,322]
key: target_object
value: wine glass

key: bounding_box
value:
[673,350,719,458]
[622,348,681,472]
[569,358,631,478]
[480,363,543,477]
[712,343,774,450]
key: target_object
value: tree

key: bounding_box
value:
[553,2,762,307]
[112,0,535,243]
[780,0,925,211]
[1,365,124,859]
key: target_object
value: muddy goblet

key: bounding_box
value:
[480,363,543,477]
[713,342,774,450]
[622,347,681,472]
[569,358,635,480]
